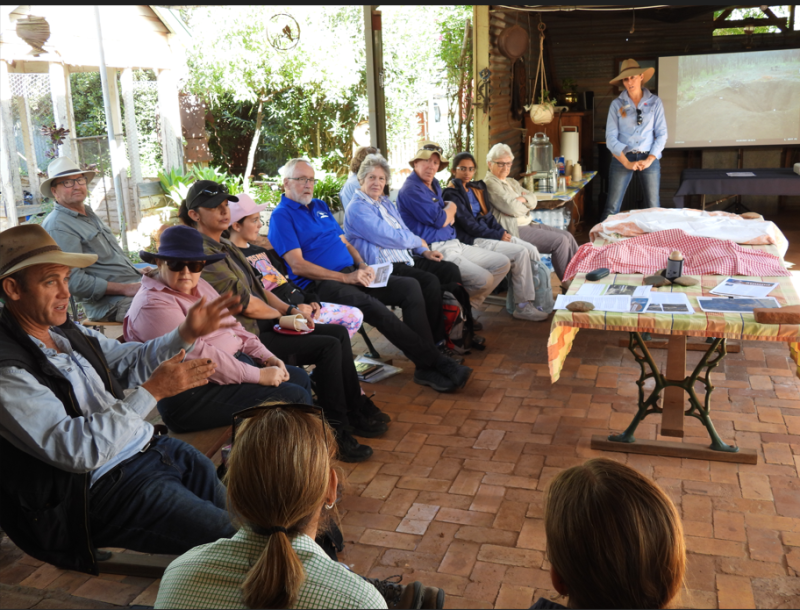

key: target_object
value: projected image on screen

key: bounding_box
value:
[662,48,800,148]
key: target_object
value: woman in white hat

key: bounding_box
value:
[601,59,668,221]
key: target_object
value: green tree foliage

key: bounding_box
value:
[183,6,367,182]
[713,6,791,35]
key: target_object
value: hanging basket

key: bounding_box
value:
[525,22,554,125]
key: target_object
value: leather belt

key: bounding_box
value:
[140,423,169,453]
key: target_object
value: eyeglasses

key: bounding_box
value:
[54,177,87,189]
[420,144,443,154]
[286,177,316,186]
[636,109,643,126]
[231,403,334,459]
[492,162,512,168]
[455,166,476,172]
[165,260,206,273]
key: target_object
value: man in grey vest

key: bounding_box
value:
[41,157,143,322]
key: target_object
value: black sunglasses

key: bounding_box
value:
[421,144,443,154]
[165,260,206,273]
[231,403,336,457]
[636,109,643,126]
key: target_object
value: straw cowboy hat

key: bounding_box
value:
[408,140,449,172]
[610,59,655,85]
[40,157,96,199]
[0,224,97,281]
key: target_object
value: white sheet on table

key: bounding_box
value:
[594,209,788,258]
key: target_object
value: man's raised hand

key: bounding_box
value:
[141,350,216,402]
[178,292,242,345]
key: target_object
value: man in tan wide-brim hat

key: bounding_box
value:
[40,156,144,323]
[610,58,655,85]
[0,222,242,574]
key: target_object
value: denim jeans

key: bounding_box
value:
[156,361,312,433]
[602,152,661,221]
[88,435,235,555]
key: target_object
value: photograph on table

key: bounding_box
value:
[697,296,781,313]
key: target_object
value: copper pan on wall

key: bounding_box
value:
[497,24,529,62]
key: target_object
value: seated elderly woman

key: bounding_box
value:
[343,153,465,350]
[124,225,313,433]
[397,140,511,312]
[482,143,578,281]
[443,152,552,322]
[339,145,379,210]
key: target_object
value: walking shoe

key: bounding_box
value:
[364,576,422,609]
[420,584,445,609]
[334,428,373,462]
[360,393,391,423]
[413,367,457,393]
[437,357,473,389]
[512,302,549,322]
[438,343,465,365]
[349,412,388,438]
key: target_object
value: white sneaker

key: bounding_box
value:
[513,302,549,322]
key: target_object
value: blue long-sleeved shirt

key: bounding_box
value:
[338,173,360,210]
[396,171,456,245]
[344,189,426,265]
[605,88,668,159]
[0,324,192,485]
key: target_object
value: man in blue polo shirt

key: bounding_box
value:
[268,158,472,393]
[396,141,510,311]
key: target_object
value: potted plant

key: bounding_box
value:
[561,79,578,107]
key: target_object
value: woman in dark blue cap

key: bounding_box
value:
[124,225,314,433]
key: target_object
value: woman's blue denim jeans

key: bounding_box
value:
[602,152,661,221]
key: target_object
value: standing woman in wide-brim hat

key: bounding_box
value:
[601,59,668,221]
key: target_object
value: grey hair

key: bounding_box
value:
[357,154,392,186]
[487,143,514,165]
[282,158,313,179]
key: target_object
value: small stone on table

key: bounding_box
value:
[672,276,699,286]
[567,301,594,312]
[645,275,671,286]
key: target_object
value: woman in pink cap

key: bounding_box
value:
[226,194,365,339]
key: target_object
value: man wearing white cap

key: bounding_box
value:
[41,157,144,322]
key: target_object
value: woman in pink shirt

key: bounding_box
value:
[124,225,312,433]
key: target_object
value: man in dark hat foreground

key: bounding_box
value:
[0,225,240,575]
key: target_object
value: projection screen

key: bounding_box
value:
[659,48,800,148]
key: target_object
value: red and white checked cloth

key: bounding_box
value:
[563,228,790,281]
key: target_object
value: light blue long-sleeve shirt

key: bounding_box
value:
[338,173,360,210]
[0,324,192,485]
[344,189,426,265]
[605,88,668,159]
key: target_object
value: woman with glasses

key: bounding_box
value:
[602,59,667,221]
[443,152,552,321]
[123,225,314,434]
[176,181,386,463]
[154,404,389,609]
[482,143,579,281]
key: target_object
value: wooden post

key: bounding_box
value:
[49,62,78,161]
[15,95,42,205]
[661,334,686,438]
[0,60,23,226]
[472,5,490,179]
[106,67,135,230]
[157,68,184,174]
[121,68,142,223]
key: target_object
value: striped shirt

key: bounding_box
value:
[155,529,387,609]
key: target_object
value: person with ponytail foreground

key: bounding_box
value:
[531,458,686,609]
[155,404,445,609]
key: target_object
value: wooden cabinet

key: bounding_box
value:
[524,111,594,171]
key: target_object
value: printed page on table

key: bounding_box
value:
[697,296,780,314]
[710,277,779,298]
[554,294,631,312]
[644,292,695,315]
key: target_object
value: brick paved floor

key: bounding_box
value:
[1,216,799,609]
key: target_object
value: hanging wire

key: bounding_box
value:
[496,5,669,12]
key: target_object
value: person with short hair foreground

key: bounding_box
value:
[0,225,239,574]
[531,457,686,609]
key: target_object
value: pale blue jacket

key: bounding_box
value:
[343,189,426,265]
[606,88,668,159]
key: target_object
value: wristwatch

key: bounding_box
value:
[286,304,296,315]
